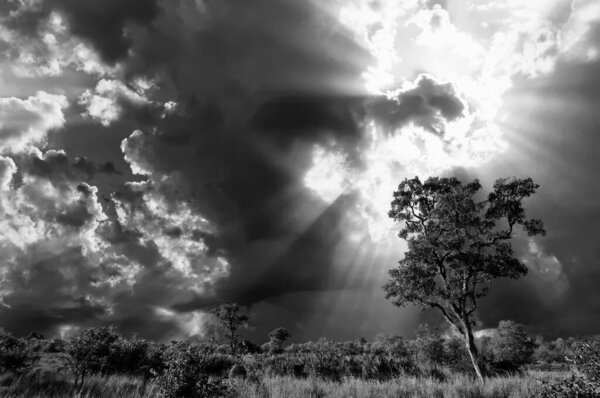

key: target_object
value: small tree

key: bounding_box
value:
[264,327,291,353]
[65,326,120,391]
[211,303,248,356]
[384,176,545,381]
[490,320,536,371]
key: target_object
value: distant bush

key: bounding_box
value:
[0,329,33,374]
[534,338,572,365]
[490,321,536,373]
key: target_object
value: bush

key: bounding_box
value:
[157,341,230,398]
[106,336,166,379]
[0,329,33,374]
[490,320,536,372]
[540,338,600,397]
[65,326,120,390]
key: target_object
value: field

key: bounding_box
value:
[0,368,570,398]
[2,326,596,398]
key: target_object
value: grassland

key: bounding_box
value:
[0,370,569,398]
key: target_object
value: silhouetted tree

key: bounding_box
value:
[211,303,248,356]
[384,176,545,381]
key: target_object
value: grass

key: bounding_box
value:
[231,371,569,398]
[0,373,158,398]
[0,370,569,398]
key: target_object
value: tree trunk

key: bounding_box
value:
[464,321,484,382]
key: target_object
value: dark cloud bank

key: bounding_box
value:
[1,0,599,342]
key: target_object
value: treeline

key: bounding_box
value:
[0,305,593,397]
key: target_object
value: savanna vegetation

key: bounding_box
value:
[1,176,598,397]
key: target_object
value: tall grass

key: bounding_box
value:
[231,371,568,398]
[0,373,157,398]
[0,370,568,397]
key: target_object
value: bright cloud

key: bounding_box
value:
[523,239,569,300]
[0,91,68,153]
[79,79,151,126]
[302,0,587,241]
[116,130,230,293]
[0,152,121,306]
[0,12,114,77]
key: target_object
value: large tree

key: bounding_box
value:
[384,176,545,381]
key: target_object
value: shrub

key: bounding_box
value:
[539,338,600,397]
[0,329,33,374]
[106,336,166,379]
[490,321,536,372]
[157,341,230,398]
[65,326,120,390]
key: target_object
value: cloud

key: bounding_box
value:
[111,173,230,291]
[0,155,16,190]
[523,240,569,300]
[0,91,68,153]
[368,74,466,135]
[0,11,114,77]
[79,79,151,126]
[0,0,599,342]
[2,0,160,66]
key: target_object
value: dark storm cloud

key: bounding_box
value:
[5,0,477,339]
[0,247,107,336]
[5,0,160,64]
[21,150,121,183]
[99,0,384,333]
[7,0,597,343]
[368,74,466,135]
[472,29,600,337]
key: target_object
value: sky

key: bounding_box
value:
[0,0,599,343]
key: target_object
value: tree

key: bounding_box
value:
[490,320,536,371]
[384,176,545,381]
[263,327,291,354]
[65,326,120,392]
[211,303,249,356]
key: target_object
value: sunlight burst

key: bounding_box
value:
[303,0,574,242]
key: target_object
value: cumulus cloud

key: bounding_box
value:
[0,92,68,153]
[0,149,145,333]
[369,74,466,135]
[79,79,151,126]
[0,156,16,190]
[112,176,230,291]
[0,11,114,77]
[1,0,160,66]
